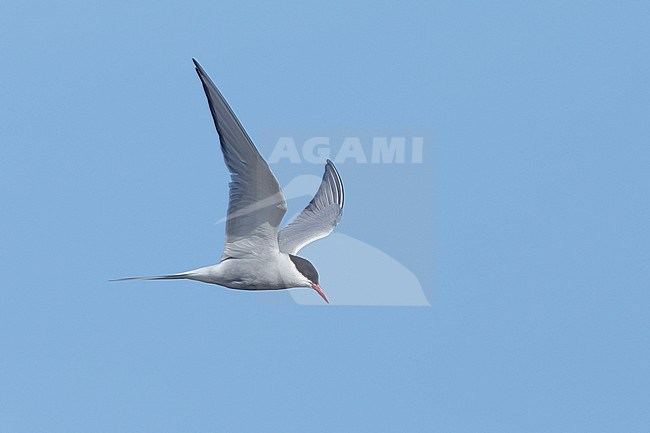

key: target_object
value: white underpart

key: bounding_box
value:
[187,252,311,291]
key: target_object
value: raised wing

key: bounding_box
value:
[278,160,344,255]
[193,59,286,259]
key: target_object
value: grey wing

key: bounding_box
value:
[193,59,287,258]
[278,160,344,255]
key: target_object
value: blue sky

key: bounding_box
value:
[1,1,649,432]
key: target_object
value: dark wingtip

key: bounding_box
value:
[323,159,344,209]
[192,58,206,80]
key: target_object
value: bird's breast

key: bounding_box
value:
[197,254,302,291]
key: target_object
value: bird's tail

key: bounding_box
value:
[109,272,190,282]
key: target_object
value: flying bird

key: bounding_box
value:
[112,59,344,304]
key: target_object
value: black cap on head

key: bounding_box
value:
[289,254,319,284]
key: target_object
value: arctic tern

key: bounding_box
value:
[112,59,344,304]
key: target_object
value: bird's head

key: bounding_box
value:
[288,254,329,304]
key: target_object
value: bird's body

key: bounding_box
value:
[183,253,309,291]
[113,59,344,303]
